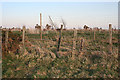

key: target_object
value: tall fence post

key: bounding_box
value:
[109,24,112,53]
[72,29,77,59]
[57,25,63,58]
[40,13,42,40]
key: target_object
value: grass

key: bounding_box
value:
[2,30,118,78]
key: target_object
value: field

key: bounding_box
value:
[2,29,119,78]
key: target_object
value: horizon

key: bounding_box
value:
[1,2,118,29]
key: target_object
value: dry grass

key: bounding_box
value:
[2,30,118,78]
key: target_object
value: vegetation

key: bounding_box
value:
[2,30,119,78]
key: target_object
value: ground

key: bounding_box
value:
[2,29,119,78]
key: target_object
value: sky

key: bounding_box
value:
[0,0,119,2]
[0,1,118,29]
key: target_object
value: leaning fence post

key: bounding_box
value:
[56,25,63,58]
[72,29,77,59]
[109,24,112,53]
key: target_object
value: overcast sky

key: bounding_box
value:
[0,1,118,29]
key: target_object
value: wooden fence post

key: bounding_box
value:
[94,29,96,40]
[0,26,2,54]
[5,29,8,49]
[80,38,84,51]
[5,29,8,54]
[109,24,112,53]
[40,13,42,40]
[72,29,77,58]
[22,26,26,45]
[56,25,63,58]
[0,26,1,79]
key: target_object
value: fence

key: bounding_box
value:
[3,24,117,59]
